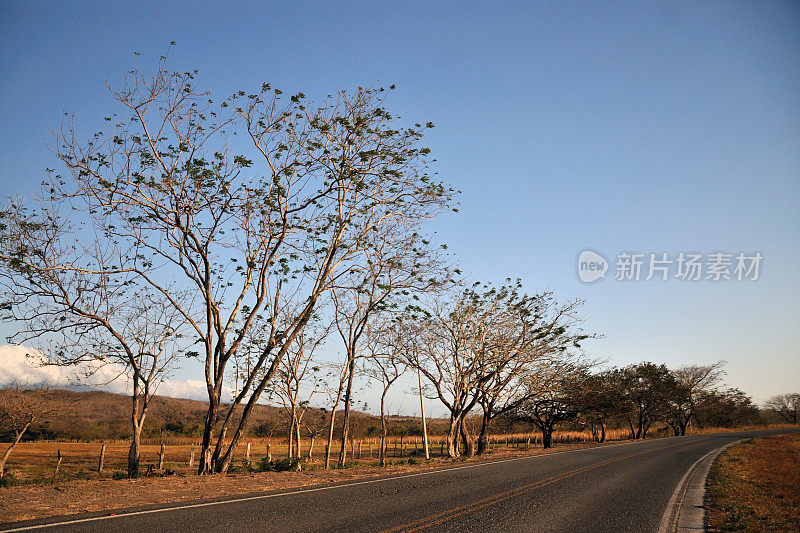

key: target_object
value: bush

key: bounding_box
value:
[111,471,128,480]
[255,457,302,472]
[0,474,19,488]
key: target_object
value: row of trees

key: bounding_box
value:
[0,52,791,481]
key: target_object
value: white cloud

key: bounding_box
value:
[0,344,221,401]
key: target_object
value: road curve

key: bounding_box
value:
[1,430,794,533]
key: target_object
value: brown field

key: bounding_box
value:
[705,433,800,532]
[0,429,616,485]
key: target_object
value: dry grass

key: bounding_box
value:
[705,433,800,532]
[0,438,611,523]
[0,430,606,485]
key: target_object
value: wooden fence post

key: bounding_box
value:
[267,443,273,462]
[97,443,106,473]
[158,443,165,471]
[53,449,63,479]
[245,442,251,465]
[189,444,195,468]
[358,440,362,459]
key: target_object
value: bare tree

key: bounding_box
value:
[0,202,189,478]
[331,229,446,466]
[33,52,452,474]
[265,325,328,459]
[667,362,726,436]
[363,320,407,466]
[405,287,489,458]
[765,393,800,424]
[473,285,591,454]
[0,382,61,478]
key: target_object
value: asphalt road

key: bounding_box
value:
[2,429,794,533]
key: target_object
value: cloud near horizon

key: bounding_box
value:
[0,344,227,402]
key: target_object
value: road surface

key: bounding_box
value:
[1,430,793,533]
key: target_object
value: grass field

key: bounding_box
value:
[705,433,800,532]
[0,429,618,484]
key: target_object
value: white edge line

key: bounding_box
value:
[656,438,743,533]
[1,434,707,533]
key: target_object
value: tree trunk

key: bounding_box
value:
[446,415,460,458]
[379,392,388,467]
[308,435,315,460]
[417,368,430,460]
[0,425,29,479]
[324,384,343,469]
[476,410,490,455]
[600,423,606,443]
[199,396,219,474]
[459,415,474,457]
[337,354,357,467]
[128,423,144,478]
[542,426,553,449]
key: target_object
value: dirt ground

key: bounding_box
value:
[705,433,800,532]
[0,440,605,523]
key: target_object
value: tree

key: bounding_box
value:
[405,288,489,458]
[473,285,590,454]
[331,228,446,466]
[33,52,452,474]
[612,363,677,439]
[264,326,328,459]
[363,320,407,466]
[694,388,761,428]
[571,371,622,443]
[666,362,725,436]
[765,393,800,424]
[0,382,61,478]
[509,359,585,448]
[0,202,189,478]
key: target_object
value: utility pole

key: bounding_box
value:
[418,367,430,459]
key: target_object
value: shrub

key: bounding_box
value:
[0,474,19,488]
[255,457,302,472]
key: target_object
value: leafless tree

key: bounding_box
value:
[0,202,189,478]
[264,325,328,459]
[30,51,452,474]
[473,285,591,454]
[405,287,489,458]
[667,362,726,435]
[363,320,407,466]
[331,228,446,466]
[0,382,62,478]
[765,392,800,424]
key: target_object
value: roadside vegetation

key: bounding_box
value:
[706,433,800,532]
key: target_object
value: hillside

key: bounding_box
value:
[4,388,448,442]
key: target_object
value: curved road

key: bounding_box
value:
[1,430,793,533]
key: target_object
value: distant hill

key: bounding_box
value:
[3,388,449,442]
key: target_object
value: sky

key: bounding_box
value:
[0,1,798,415]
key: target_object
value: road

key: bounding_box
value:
[1,430,793,533]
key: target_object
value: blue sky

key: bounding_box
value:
[1,1,798,412]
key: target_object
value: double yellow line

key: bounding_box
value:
[381,441,685,532]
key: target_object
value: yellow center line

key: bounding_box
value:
[381,441,688,533]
